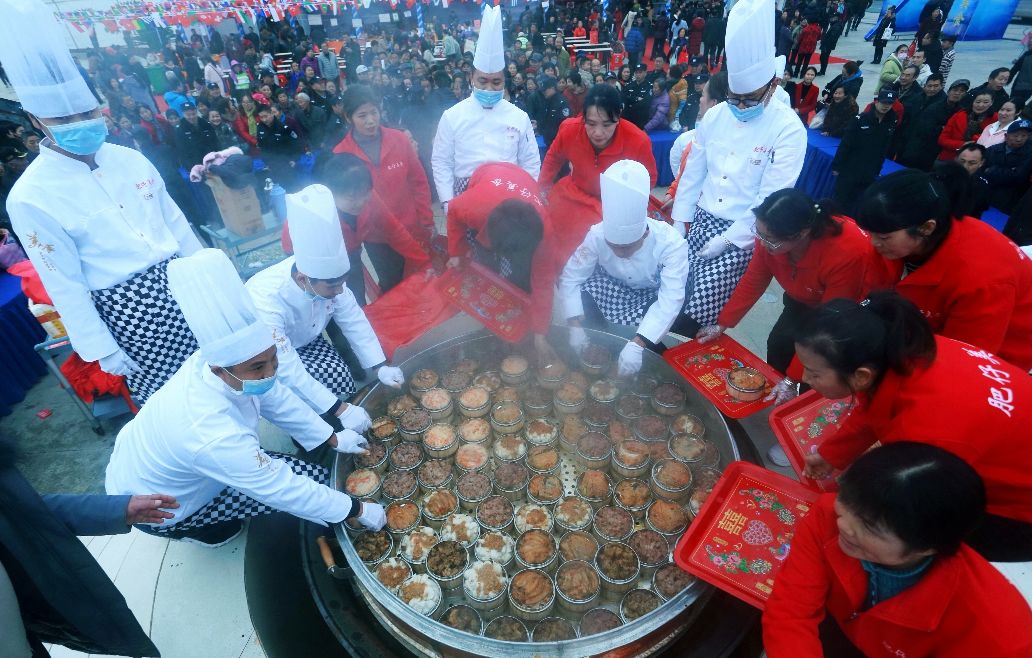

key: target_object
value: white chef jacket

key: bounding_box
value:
[671,99,806,248]
[670,129,695,174]
[6,140,202,362]
[773,84,791,107]
[558,219,690,343]
[431,96,541,204]
[105,351,350,525]
[246,258,386,411]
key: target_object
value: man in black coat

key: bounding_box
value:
[536,76,571,147]
[831,88,899,214]
[895,73,948,170]
[622,64,653,129]
[174,101,218,169]
[0,437,176,657]
[338,33,362,83]
[256,105,303,191]
[818,16,844,76]
[984,119,1032,213]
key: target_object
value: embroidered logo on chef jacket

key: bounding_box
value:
[136,177,156,201]
[255,450,271,468]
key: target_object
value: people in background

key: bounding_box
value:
[938,89,997,161]
[983,118,1032,212]
[831,88,900,213]
[819,86,859,138]
[977,99,1020,148]
[791,66,819,122]
[965,67,1011,114]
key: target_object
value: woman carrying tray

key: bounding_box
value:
[764,442,1032,657]
[797,292,1032,562]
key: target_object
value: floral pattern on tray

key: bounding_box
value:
[437,263,530,342]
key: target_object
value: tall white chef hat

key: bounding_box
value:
[0,0,99,119]
[725,0,777,95]
[287,184,350,280]
[168,249,274,368]
[473,6,505,74]
[600,160,650,246]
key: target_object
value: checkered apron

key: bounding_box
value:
[151,453,329,536]
[90,257,198,403]
[295,335,357,399]
[465,229,513,278]
[582,266,659,326]
[453,177,471,197]
[683,208,754,327]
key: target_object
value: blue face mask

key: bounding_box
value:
[472,86,504,108]
[226,370,277,395]
[47,117,109,155]
[303,279,332,301]
[727,101,766,123]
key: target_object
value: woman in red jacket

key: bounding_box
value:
[857,166,1032,370]
[539,84,658,260]
[798,292,1032,561]
[790,67,819,123]
[332,85,435,247]
[695,189,878,402]
[937,90,996,160]
[447,162,561,360]
[688,14,705,57]
[792,19,821,78]
[764,442,1032,657]
[281,154,430,304]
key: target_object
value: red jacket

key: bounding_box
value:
[797,23,822,54]
[446,162,561,335]
[717,217,879,380]
[281,189,430,269]
[818,336,1032,522]
[868,216,1032,370]
[231,113,258,149]
[333,127,434,245]
[791,82,820,121]
[937,110,997,161]
[763,496,1032,658]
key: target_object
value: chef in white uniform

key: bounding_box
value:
[1,0,202,403]
[670,0,806,338]
[246,185,404,423]
[105,249,384,547]
[558,160,691,376]
[431,5,540,209]
[773,55,792,106]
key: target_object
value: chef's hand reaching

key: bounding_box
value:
[803,452,834,480]
[695,325,726,344]
[357,502,387,530]
[99,350,142,376]
[765,378,800,406]
[332,429,368,454]
[126,494,179,525]
[617,340,645,377]
[568,325,588,354]
[698,234,732,259]
[377,366,406,389]
[337,404,372,433]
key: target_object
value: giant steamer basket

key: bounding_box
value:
[316,321,743,657]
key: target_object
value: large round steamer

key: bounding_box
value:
[327,325,740,657]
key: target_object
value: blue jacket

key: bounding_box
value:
[624,27,645,54]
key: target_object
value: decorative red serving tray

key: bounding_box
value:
[663,336,783,418]
[768,390,857,492]
[674,461,818,610]
[436,261,531,343]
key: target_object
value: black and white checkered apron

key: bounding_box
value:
[296,335,357,399]
[150,453,328,536]
[465,229,513,278]
[90,257,198,403]
[682,207,754,327]
[452,177,471,197]
[582,266,659,325]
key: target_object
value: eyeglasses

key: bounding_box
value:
[726,82,772,108]
[750,225,797,250]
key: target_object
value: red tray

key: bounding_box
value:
[768,390,857,492]
[674,461,819,610]
[436,261,531,343]
[663,336,783,418]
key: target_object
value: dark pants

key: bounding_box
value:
[704,42,723,69]
[792,51,814,77]
[650,37,666,59]
[965,512,1032,562]
[344,243,405,305]
[818,616,866,657]
[872,39,887,64]
[1011,89,1032,109]
[819,49,833,75]
[628,51,641,70]
[767,294,810,375]
[850,13,864,31]
[833,176,874,217]
[580,290,667,354]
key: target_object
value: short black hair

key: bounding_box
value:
[855,167,965,243]
[753,188,842,240]
[940,34,957,43]
[957,141,986,159]
[486,199,544,292]
[926,72,944,85]
[319,152,373,196]
[989,67,1010,81]
[902,64,919,77]
[707,70,730,103]
[843,61,860,75]
[340,84,380,119]
[566,71,583,87]
[838,442,986,556]
[582,83,623,122]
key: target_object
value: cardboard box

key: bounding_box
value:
[206,176,263,237]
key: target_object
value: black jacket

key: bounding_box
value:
[984,141,1032,212]
[175,117,218,169]
[256,119,302,160]
[292,104,327,149]
[622,79,653,129]
[896,93,959,170]
[821,19,844,52]
[0,440,158,657]
[538,92,571,146]
[831,107,898,182]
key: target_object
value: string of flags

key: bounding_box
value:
[57,0,522,33]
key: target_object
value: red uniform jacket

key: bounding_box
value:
[280,189,430,269]
[868,216,1032,370]
[717,218,879,380]
[539,118,657,257]
[937,110,996,161]
[447,163,561,335]
[763,496,1032,658]
[333,127,435,245]
[818,336,1032,522]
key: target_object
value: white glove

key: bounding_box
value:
[695,324,725,344]
[357,501,387,530]
[698,234,731,259]
[98,350,142,376]
[617,341,645,377]
[765,378,800,406]
[338,404,373,433]
[569,326,588,354]
[377,365,405,388]
[333,429,369,454]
